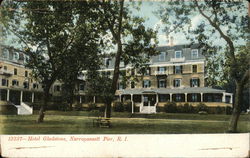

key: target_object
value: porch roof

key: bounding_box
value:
[119,87,226,95]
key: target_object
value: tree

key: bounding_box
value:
[2,1,102,123]
[157,0,249,132]
[94,0,158,118]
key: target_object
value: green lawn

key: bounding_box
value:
[0,111,249,134]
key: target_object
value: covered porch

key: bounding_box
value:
[118,87,233,114]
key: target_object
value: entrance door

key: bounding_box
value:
[143,95,156,106]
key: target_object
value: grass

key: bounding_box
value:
[0,111,249,134]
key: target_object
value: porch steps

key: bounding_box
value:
[140,106,156,114]
[15,102,33,115]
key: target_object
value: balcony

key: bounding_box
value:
[154,71,168,76]
[170,57,185,63]
[0,69,13,76]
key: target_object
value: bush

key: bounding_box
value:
[215,106,223,114]
[226,106,233,115]
[124,101,132,112]
[113,101,124,112]
[156,106,165,113]
[164,102,177,113]
[134,106,140,112]
[99,106,106,112]
[57,103,70,111]
[74,103,83,111]
[196,103,208,113]
[87,103,97,111]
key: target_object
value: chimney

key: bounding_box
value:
[169,36,174,46]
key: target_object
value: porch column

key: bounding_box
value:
[7,89,10,101]
[119,94,122,102]
[156,93,159,103]
[20,91,23,104]
[230,94,233,104]
[200,93,203,102]
[131,94,134,114]
[79,96,82,103]
[93,96,96,103]
[222,92,226,103]
[185,93,187,102]
[31,92,34,103]
[169,93,172,102]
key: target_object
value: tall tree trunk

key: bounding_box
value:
[37,86,50,123]
[104,0,124,118]
[228,82,243,132]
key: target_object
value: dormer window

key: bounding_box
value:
[159,52,165,61]
[13,52,19,61]
[191,49,199,59]
[175,51,182,58]
[105,58,111,67]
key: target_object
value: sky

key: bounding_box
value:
[2,1,248,48]
[130,1,248,47]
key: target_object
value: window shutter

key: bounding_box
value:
[149,80,151,87]
[181,65,183,73]
[7,80,9,86]
[173,66,175,74]
[198,79,200,87]
[173,79,175,87]
[190,79,192,87]
[157,80,159,88]
[142,80,144,88]
[164,80,166,88]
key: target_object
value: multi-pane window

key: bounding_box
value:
[2,49,9,59]
[3,66,7,70]
[12,80,19,86]
[33,83,39,89]
[192,65,197,73]
[143,80,151,88]
[143,67,151,76]
[174,65,183,74]
[117,82,125,90]
[158,79,166,88]
[191,94,198,102]
[175,94,182,102]
[191,49,199,59]
[2,79,8,86]
[14,68,17,75]
[159,94,168,102]
[158,67,166,74]
[105,58,111,67]
[25,71,28,77]
[190,78,200,87]
[79,84,85,91]
[23,81,29,89]
[131,81,135,89]
[175,51,182,58]
[54,85,61,92]
[159,52,165,61]
[13,52,19,61]
[173,79,181,87]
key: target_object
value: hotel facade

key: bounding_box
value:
[0,43,233,114]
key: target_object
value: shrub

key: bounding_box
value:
[164,102,177,113]
[177,104,184,113]
[156,106,165,113]
[74,103,83,111]
[226,106,233,115]
[57,103,70,111]
[124,101,132,112]
[99,106,106,112]
[87,103,97,111]
[215,106,223,114]
[196,103,208,113]
[113,101,124,112]
[134,106,140,112]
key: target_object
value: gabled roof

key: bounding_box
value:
[119,87,226,95]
